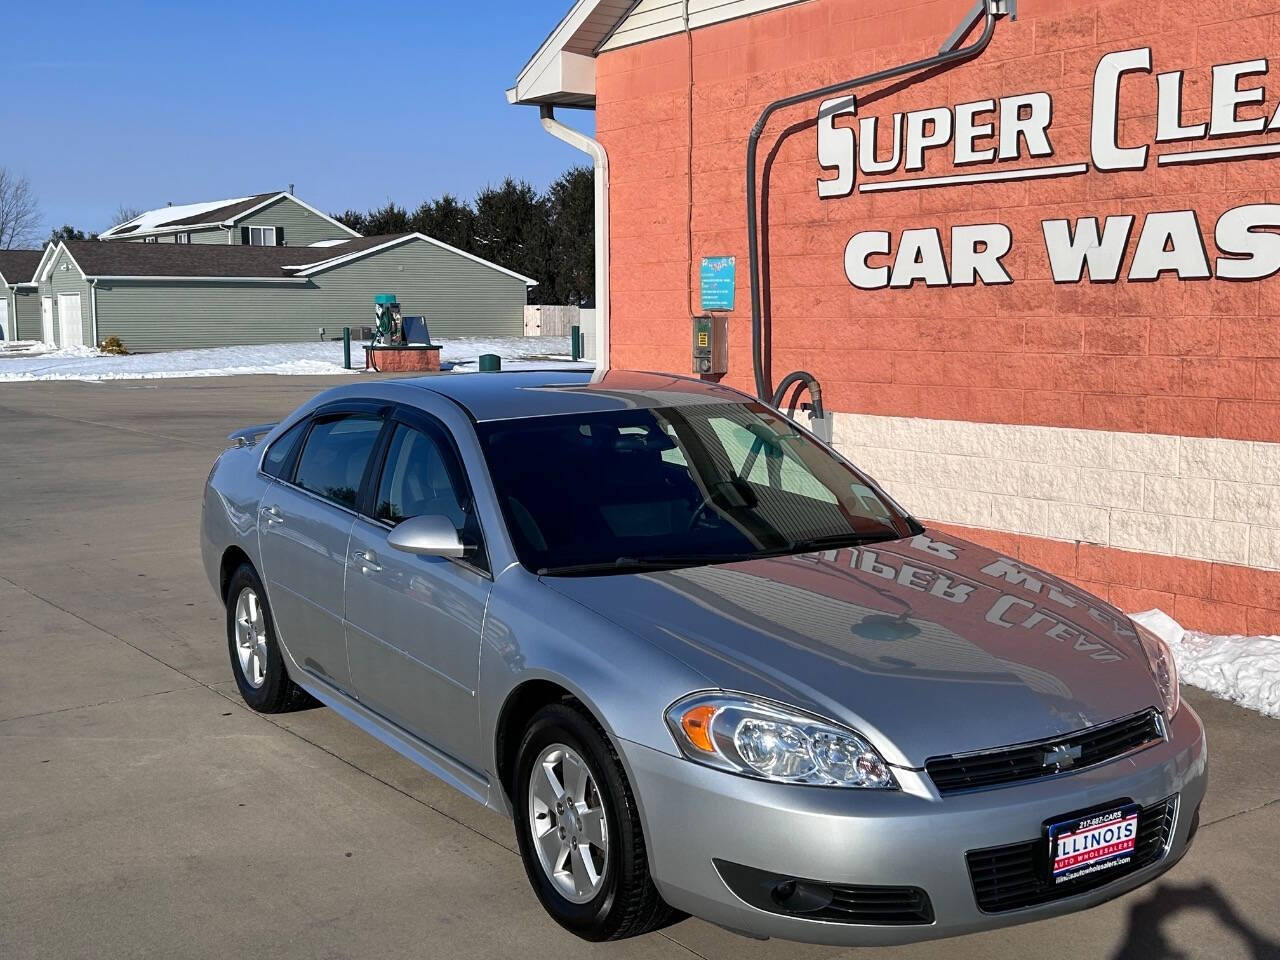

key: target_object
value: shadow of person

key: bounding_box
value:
[1112,882,1280,960]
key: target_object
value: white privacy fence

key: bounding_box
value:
[524,305,595,361]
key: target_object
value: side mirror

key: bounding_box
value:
[386,514,467,558]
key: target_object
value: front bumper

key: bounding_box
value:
[619,703,1207,946]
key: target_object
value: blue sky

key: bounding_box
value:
[0,1,591,237]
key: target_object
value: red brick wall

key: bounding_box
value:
[931,523,1280,636]
[595,0,1280,635]
[596,0,1280,443]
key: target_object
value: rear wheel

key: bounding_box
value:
[513,703,679,940]
[225,563,311,713]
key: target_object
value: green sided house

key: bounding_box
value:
[32,233,535,351]
[0,250,43,342]
[98,191,359,246]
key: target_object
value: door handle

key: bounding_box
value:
[353,549,382,573]
[260,504,284,526]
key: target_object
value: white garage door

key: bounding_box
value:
[57,293,84,348]
[0,300,9,341]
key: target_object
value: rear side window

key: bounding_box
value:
[293,414,383,508]
[261,420,308,479]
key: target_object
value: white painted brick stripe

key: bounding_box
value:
[831,413,1280,571]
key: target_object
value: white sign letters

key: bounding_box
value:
[816,46,1280,289]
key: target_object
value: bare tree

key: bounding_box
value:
[112,204,144,228]
[0,168,41,249]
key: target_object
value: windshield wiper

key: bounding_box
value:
[785,530,903,552]
[537,533,904,577]
[537,556,706,577]
[538,552,771,577]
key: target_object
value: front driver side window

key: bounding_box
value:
[376,423,486,569]
[376,424,467,526]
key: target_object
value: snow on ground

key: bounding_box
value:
[0,340,66,357]
[0,336,586,383]
[1132,609,1280,719]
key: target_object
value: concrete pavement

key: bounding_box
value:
[1,376,1277,960]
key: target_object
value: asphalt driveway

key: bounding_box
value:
[1,375,1277,960]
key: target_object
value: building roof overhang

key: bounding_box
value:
[508,0,638,107]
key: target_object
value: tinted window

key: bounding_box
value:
[376,425,467,528]
[261,420,307,479]
[293,414,383,508]
[375,422,487,570]
[476,402,911,574]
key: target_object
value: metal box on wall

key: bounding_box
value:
[692,314,728,376]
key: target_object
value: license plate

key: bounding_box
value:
[1047,803,1139,884]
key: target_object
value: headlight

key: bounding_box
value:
[665,693,898,789]
[1133,621,1180,719]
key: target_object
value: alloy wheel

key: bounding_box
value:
[233,586,269,689]
[528,743,610,903]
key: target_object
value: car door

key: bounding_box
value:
[344,408,492,767]
[258,405,387,695]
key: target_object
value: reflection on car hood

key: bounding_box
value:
[545,531,1160,767]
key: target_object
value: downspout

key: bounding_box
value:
[746,0,1012,404]
[539,104,610,378]
[90,279,100,348]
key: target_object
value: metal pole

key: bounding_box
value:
[745,0,1004,401]
[342,327,351,370]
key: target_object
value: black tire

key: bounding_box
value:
[512,703,680,941]
[224,563,312,713]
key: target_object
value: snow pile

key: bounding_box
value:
[1132,609,1280,719]
[0,336,585,383]
[0,340,71,357]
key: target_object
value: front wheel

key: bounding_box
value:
[512,704,679,940]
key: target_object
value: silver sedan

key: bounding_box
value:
[201,370,1206,945]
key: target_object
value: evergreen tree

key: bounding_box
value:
[48,225,94,244]
[473,178,551,304]
[546,167,594,305]
[328,167,594,304]
[410,194,476,253]
[360,201,411,236]
[333,209,367,233]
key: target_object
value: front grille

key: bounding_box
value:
[966,794,1177,913]
[713,860,934,925]
[926,709,1163,794]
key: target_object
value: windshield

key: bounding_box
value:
[476,401,917,575]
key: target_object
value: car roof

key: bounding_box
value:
[399,369,754,422]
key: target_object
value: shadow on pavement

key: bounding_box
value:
[1112,882,1280,960]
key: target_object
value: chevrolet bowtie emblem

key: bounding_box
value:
[1044,744,1083,769]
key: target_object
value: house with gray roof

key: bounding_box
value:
[0,250,42,342]
[98,190,359,247]
[31,232,535,351]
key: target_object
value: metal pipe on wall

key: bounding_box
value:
[539,105,611,378]
[745,0,1009,404]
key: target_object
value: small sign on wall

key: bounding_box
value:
[700,256,736,311]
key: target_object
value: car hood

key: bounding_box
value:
[545,531,1161,767]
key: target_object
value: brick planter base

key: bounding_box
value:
[364,345,441,373]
